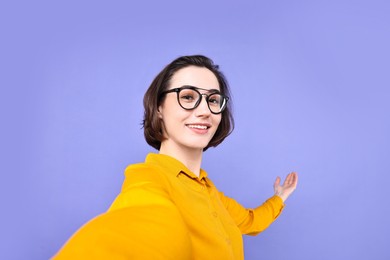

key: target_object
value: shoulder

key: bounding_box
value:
[124,162,167,179]
[121,162,172,192]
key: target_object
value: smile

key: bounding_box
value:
[186,124,210,130]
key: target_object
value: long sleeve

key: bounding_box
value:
[53,153,271,260]
[218,192,285,235]
[53,166,192,260]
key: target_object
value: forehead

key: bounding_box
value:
[170,66,220,91]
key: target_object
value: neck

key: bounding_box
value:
[159,143,203,177]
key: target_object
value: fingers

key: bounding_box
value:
[274,172,298,192]
[291,172,298,186]
[287,172,293,185]
[280,172,298,187]
[274,172,298,202]
[287,172,298,187]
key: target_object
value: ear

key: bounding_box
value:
[157,105,163,119]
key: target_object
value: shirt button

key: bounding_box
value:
[226,238,231,245]
[212,212,218,217]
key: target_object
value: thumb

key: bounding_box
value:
[274,176,281,189]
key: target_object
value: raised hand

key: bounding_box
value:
[274,172,298,202]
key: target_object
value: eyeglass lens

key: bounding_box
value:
[178,88,226,113]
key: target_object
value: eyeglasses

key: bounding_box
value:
[160,85,229,114]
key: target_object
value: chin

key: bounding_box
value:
[185,142,210,151]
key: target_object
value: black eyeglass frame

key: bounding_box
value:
[160,85,229,115]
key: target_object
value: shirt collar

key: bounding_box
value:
[145,153,208,180]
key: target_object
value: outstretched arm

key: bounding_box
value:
[274,172,298,202]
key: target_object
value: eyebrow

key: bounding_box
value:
[182,85,221,93]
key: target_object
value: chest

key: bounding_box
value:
[167,173,243,259]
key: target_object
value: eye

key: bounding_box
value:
[179,89,198,102]
[208,95,222,106]
[209,98,219,104]
[181,94,195,100]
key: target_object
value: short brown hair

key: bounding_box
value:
[143,55,234,151]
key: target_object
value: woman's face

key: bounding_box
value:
[158,66,222,152]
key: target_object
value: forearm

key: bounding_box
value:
[242,195,284,235]
[218,192,284,235]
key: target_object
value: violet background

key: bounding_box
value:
[1,0,389,259]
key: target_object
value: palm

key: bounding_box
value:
[274,172,298,202]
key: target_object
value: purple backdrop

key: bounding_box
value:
[1,0,390,259]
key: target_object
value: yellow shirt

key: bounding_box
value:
[53,153,284,259]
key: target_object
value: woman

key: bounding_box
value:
[54,55,298,259]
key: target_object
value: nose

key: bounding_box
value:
[194,94,211,117]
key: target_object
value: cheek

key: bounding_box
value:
[213,115,222,127]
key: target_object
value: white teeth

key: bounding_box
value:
[188,125,208,130]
